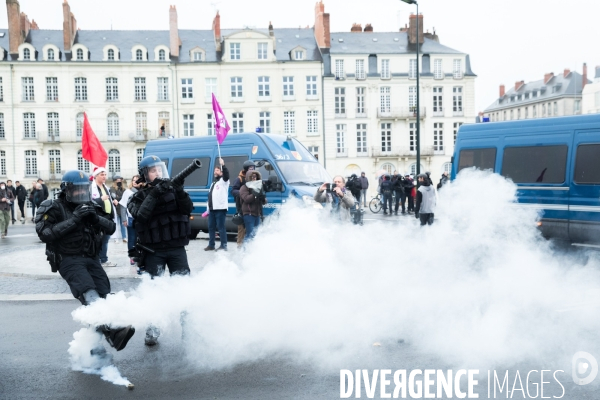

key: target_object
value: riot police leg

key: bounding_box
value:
[165,247,190,276]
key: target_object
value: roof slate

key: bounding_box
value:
[328,31,463,55]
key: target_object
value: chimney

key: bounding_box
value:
[563,68,570,78]
[6,0,31,58]
[499,84,505,98]
[212,11,221,51]
[408,13,424,45]
[268,21,274,37]
[544,73,554,84]
[314,1,330,49]
[515,80,524,91]
[350,23,362,32]
[62,0,77,55]
[363,24,373,32]
[582,62,588,91]
[169,5,180,59]
[30,19,38,30]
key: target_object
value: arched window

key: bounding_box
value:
[136,49,143,61]
[23,48,30,60]
[442,162,452,174]
[108,149,120,173]
[381,163,395,175]
[47,48,54,60]
[158,49,165,61]
[77,150,90,172]
[76,113,84,137]
[76,48,83,60]
[107,49,114,60]
[409,163,425,176]
[107,113,119,139]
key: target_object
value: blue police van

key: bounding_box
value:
[144,132,331,238]
[452,114,600,244]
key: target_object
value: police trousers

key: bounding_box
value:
[144,246,190,278]
[59,255,111,299]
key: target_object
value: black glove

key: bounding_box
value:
[151,179,169,194]
[415,212,419,219]
[72,204,95,221]
[171,179,184,192]
[87,211,99,224]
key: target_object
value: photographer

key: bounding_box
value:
[314,175,356,222]
[239,170,267,243]
[345,174,362,204]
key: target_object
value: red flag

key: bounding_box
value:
[81,112,107,168]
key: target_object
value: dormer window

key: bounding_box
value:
[136,49,143,61]
[47,49,54,61]
[23,48,30,60]
[108,49,114,60]
[257,43,268,60]
[230,43,240,60]
[532,90,538,98]
[295,50,304,60]
[159,49,165,61]
[76,48,83,60]
[193,52,202,61]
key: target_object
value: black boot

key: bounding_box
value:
[98,325,136,351]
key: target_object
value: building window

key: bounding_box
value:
[510,110,514,120]
[335,59,344,79]
[574,99,581,113]
[525,93,530,100]
[380,86,391,114]
[207,113,215,135]
[159,49,166,61]
[45,77,58,101]
[554,101,558,116]
[503,111,507,121]
[410,163,424,176]
[0,113,4,138]
[47,112,59,137]
[307,110,319,135]
[183,114,194,136]
[433,86,443,114]
[334,87,346,116]
[108,149,120,173]
[76,112,83,137]
[257,42,267,60]
[542,104,546,116]
[23,48,31,60]
[134,77,146,101]
[0,77,3,101]
[135,49,143,61]
[434,59,443,79]
[205,78,217,101]
[453,59,462,79]
[107,113,119,139]
[306,76,317,97]
[295,50,304,60]
[232,113,244,133]
[258,76,270,98]
[25,150,37,176]
[382,163,395,175]
[193,51,202,61]
[23,113,36,138]
[524,107,528,119]
[0,150,5,175]
[259,111,271,133]
[409,86,417,112]
[283,111,295,135]
[409,59,417,79]
[230,43,240,60]
[76,48,84,60]
[443,163,452,174]
[157,77,169,101]
[532,90,537,98]
[47,48,54,61]
[533,105,537,118]
[517,108,521,120]
[356,87,366,116]
[356,123,367,155]
[548,103,552,116]
[48,149,61,174]
[230,77,243,99]
[336,124,346,155]
[135,112,147,136]
[74,77,87,101]
[283,76,294,98]
[137,148,144,166]
[77,150,90,172]
[381,59,390,79]
[308,145,319,160]
[22,77,34,101]
[409,122,416,152]
[453,122,463,144]
[381,123,391,152]
[453,87,463,114]
[433,122,444,153]
[105,77,118,101]
[107,49,114,60]
[355,59,365,80]
[181,78,193,99]
[158,111,170,136]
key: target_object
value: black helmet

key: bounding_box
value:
[138,155,169,183]
[243,160,255,172]
[60,170,92,205]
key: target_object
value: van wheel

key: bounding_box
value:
[189,229,200,240]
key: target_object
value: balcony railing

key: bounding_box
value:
[37,170,65,182]
[355,108,368,118]
[371,145,434,157]
[377,107,427,119]
[34,130,165,143]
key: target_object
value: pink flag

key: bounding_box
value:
[212,93,230,145]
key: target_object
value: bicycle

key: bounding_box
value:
[368,192,397,213]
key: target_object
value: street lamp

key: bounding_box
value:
[401,0,420,176]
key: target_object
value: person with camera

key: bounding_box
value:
[415,173,436,226]
[314,175,356,222]
[90,167,118,268]
[437,171,449,190]
[345,174,362,205]
[0,181,15,238]
[380,174,393,215]
[231,160,255,248]
[239,170,267,243]
[392,173,407,215]
[35,170,135,352]
[205,158,229,251]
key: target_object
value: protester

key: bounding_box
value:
[91,167,117,268]
[30,183,44,221]
[404,174,415,214]
[437,171,450,190]
[15,181,27,223]
[6,180,16,224]
[380,174,393,215]
[415,173,436,226]
[359,172,369,208]
[239,170,267,242]
[37,178,49,201]
[231,160,255,248]
[0,181,15,238]
[109,176,127,243]
[120,175,141,266]
[35,170,135,352]
[205,158,229,251]
[314,175,355,222]
[29,182,39,221]
[392,173,407,215]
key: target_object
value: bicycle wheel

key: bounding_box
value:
[369,197,382,213]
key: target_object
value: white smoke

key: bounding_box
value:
[70,169,600,374]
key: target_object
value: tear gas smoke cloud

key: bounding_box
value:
[71,169,600,373]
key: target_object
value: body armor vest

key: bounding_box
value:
[135,190,190,248]
[53,200,102,257]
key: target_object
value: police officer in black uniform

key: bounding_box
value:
[127,155,193,345]
[35,170,135,351]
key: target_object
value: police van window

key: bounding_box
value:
[458,148,496,172]
[171,157,210,187]
[502,145,568,184]
[220,156,248,178]
[162,158,169,169]
[256,161,282,191]
[574,144,600,184]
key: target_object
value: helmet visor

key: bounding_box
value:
[66,182,91,205]
[144,162,170,183]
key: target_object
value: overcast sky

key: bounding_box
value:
[3,0,598,112]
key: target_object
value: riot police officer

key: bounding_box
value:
[35,170,135,351]
[127,155,193,345]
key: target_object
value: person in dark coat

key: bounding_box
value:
[403,174,415,214]
[37,178,49,201]
[380,175,393,215]
[359,172,369,207]
[437,172,449,190]
[239,170,267,243]
[231,160,255,248]
[15,181,27,223]
[392,174,407,215]
[0,181,15,238]
[6,180,16,224]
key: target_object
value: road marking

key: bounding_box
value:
[2,233,38,238]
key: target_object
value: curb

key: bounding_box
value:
[0,272,141,279]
